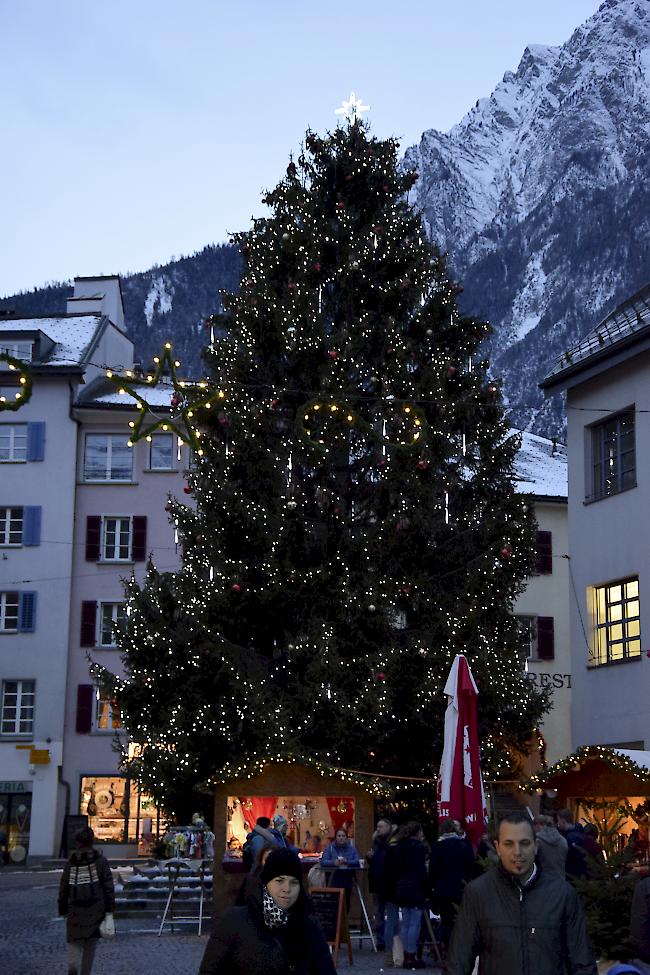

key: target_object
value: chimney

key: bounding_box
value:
[66,275,125,331]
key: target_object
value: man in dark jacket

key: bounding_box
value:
[446,811,597,975]
[533,813,568,876]
[557,808,589,879]
[367,817,395,950]
[429,818,475,952]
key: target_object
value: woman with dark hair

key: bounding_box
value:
[321,827,360,909]
[382,821,428,970]
[58,826,115,975]
[199,848,336,975]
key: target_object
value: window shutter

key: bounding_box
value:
[132,516,147,561]
[22,506,42,546]
[536,616,555,660]
[18,591,37,632]
[26,422,46,461]
[80,601,97,647]
[535,530,553,574]
[85,516,102,561]
[76,684,94,734]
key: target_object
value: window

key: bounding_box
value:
[0,508,22,546]
[0,341,33,363]
[94,690,122,732]
[0,424,27,462]
[99,603,126,647]
[0,593,19,632]
[516,615,554,661]
[591,410,635,500]
[149,433,174,471]
[535,531,553,574]
[592,577,641,666]
[102,517,131,561]
[1,680,35,736]
[84,434,133,482]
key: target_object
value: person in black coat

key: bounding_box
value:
[199,848,336,975]
[383,821,428,970]
[429,818,476,952]
[367,817,396,951]
[58,826,115,975]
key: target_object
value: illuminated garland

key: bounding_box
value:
[205,753,435,796]
[105,343,223,451]
[520,744,650,794]
[0,354,32,412]
[298,397,428,452]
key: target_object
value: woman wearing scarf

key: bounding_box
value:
[58,826,115,975]
[199,848,336,975]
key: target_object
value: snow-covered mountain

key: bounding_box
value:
[404,0,650,436]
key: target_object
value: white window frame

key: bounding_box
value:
[101,516,132,562]
[1,679,35,736]
[0,341,33,364]
[516,615,538,661]
[94,688,122,732]
[0,424,27,463]
[99,602,126,647]
[149,432,175,471]
[0,592,20,632]
[0,507,23,546]
[83,433,134,483]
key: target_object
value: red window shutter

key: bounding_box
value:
[132,516,147,561]
[76,684,94,733]
[80,602,97,647]
[535,530,553,574]
[85,516,102,561]
[536,617,555,660]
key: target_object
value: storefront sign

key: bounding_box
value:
[0,781,32,794]
[527,672,572,689]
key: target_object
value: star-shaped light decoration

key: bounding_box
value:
[0,353,32,412]
[335,91,370,122]
[106,343,224,454]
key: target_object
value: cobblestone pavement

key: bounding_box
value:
[0,869,444,975]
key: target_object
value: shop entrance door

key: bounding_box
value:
[0,793,32,865]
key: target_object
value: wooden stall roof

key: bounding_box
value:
[520,745,650,798]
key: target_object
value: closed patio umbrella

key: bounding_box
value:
[437,654,488,847]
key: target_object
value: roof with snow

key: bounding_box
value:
[0,314,103,368]
[512,430,567,500]
[77,376,177,409]
[541,282,650,390]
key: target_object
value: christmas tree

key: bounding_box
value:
[99,118,546,814]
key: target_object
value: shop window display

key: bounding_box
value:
[0,792,31,864]
[225,795,355,855]
[80,775,160,850]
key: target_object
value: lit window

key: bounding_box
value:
[0,592,19,632]
[0,425,27,462]
[102,517,131,561]
[592,577,641,666]
[591,410,635,500]
[94,690,122,731]
[84,434,133,482]
[1,680,35,735]
[99,603,126,647]
[149,433,174,471]
[0,508,22,545]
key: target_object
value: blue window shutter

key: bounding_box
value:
[26,422,46,462]
[23,507,42,546]
[18,592,37,632]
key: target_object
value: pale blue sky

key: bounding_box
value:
[0,0,601,297]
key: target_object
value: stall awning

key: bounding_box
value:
[520,745,650,795]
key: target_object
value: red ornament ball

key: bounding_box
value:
[313,262,321,272]
[345,174,353,181]
[376,672,386,681]
[417,460,429,470]
[446,365,457,377]
[288,281,297,290]
[500,546,512,559]
[336,202,345,210]
[232,583,241,593]
[183,485,192,495]
[328,350,338,359]
[374,225,383,234]
[646,649,650,659]
[270,398,279,408]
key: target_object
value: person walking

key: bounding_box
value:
[367,817,396,951]
[533,813,568,877]
[383,821,429,970]
[243,816,281,869]
[557,807,588,879]
[199,848,336,975]
[446,811,597,974]
[429,818,475,953]
[58,826,115,975]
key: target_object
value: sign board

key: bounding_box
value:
[0,781,32,794]
[309,887,352,966]
[60,814,89,857]
[30,749,50,765]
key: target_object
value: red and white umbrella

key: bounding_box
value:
[437,654,488,847]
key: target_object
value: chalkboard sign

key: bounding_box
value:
[60,814,89,857]
[309,887,351,966]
